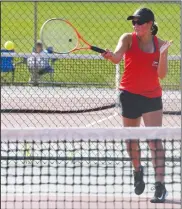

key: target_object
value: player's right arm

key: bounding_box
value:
[101,33,131,64]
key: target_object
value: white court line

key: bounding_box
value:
[86,112,118,127]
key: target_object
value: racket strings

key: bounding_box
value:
[41,19,78,53]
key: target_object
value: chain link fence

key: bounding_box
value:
[1,0,181,128]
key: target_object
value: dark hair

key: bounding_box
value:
[36,43,43,47]
[151,23,158,35]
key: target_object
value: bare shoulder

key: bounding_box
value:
[120,33,132,41]
[119,33,132,48]
[157,37,166,48]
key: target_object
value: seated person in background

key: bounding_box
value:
[27,40,54,85]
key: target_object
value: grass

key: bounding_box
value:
[1,2,181,88]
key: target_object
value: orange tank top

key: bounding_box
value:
[119,32,162,98]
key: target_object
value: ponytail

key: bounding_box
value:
[151,23,158,35]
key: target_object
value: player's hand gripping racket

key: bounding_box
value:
[40,18,106,54]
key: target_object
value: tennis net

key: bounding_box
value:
[1,127,181,209]
[1,52,181,115]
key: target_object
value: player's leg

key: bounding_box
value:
[123,117,141,171]
[142,99,167,203]
[122,116,145,195]
[119,90,145,195]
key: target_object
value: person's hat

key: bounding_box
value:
[127,8,155,22]
[36,40,43,46]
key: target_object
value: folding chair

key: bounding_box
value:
[1,49,15,83]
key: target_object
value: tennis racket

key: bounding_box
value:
[40,18,106,54]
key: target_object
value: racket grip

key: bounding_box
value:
[91,46,106,53]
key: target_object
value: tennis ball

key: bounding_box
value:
[4,41,15,50]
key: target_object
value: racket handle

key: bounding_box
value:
[91,46,106,53]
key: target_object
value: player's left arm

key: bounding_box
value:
[157,38,172,79]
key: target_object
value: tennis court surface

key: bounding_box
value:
[1,85,181,128]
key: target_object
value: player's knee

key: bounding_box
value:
[126,141,140,152]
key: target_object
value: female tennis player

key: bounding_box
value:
[102,8,172,203]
